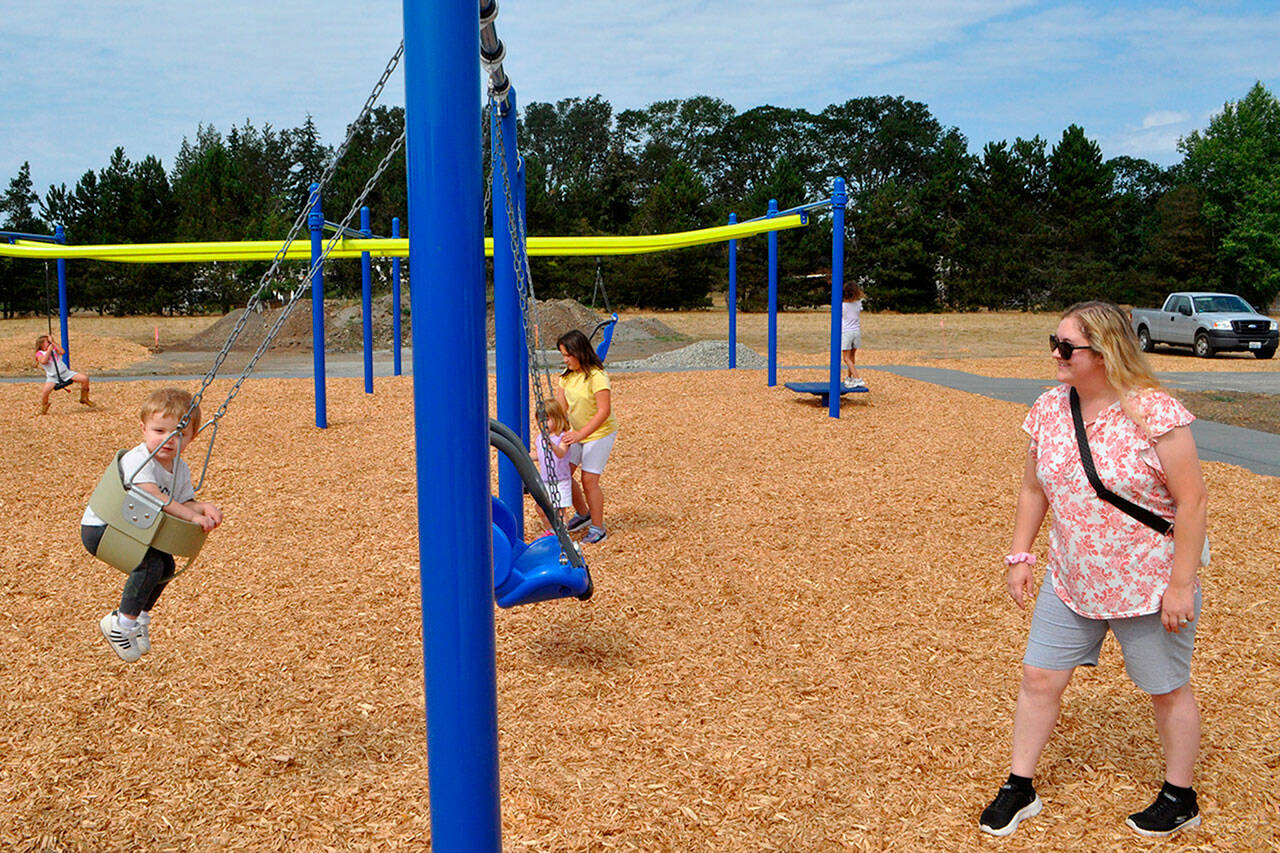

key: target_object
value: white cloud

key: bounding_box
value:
[1142,110,1190,129]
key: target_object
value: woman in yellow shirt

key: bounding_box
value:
[553,329,618,544]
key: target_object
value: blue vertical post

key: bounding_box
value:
[55,224,69,362]
[492,89,525,540]
[403,1,501,850]
[308,183,328,429]
[361,205,374,394]
[392,217,403,376]
[727,213,737,369]
[767,199,779,387]
[514,157,530,452]
[828,179,847,419]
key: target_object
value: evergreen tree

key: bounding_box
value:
[950,138,1051,309]
[623,160,715,309]
[1046,124,1117,305]
[0,162,44,317]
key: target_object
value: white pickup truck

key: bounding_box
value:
[1130,292,1278,359]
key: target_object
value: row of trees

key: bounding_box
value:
[3,84,1279,317]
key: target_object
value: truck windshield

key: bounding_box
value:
[1192,295,1252,313]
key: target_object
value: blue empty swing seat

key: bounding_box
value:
[491,496,592,608]
[591,312,619,362]
[785,381,870,407]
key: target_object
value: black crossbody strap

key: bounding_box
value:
[1069,387,1173,536]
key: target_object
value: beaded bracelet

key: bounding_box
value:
[1004,552,1037,566]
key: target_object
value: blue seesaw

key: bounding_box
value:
[784,381,870,407]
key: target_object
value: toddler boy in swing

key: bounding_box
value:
[82,388,223,662]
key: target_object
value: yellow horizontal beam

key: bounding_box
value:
[0,214,807,264]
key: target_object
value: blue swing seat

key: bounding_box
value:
[785,381,869,407]
[591,312,619,362]
[491,496,592,608]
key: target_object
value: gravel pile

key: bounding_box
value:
[610,340,766,371]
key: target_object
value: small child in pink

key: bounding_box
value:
[533,399,572,532]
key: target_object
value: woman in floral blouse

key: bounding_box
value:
[979,302,1208,839]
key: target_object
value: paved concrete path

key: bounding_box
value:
[872,365,1280,478]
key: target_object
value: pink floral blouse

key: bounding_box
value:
[1023,384,1195,619]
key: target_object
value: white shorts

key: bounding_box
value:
[541,477,572,506]
[841,329,862,351]
[567,430,617,475]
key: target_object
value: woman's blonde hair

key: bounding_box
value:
[538,398,569,434]
[141,387,202,433]
[35,335,53,353]
[1063,301,1162,434]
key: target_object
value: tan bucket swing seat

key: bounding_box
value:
[87,449,207,578]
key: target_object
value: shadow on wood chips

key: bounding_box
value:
[1,365,1276,851]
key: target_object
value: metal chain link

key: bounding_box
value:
[185,40,405,428]
[171,42,405,489]
[490,94,568,520]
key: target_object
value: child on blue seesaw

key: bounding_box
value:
[841,283,866,390]
[82,387,223,662]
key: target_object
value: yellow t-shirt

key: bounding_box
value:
[559,368,617,442]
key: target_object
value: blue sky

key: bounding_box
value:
[5,0,1280,206]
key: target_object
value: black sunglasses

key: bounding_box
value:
[1049,334,1094,359]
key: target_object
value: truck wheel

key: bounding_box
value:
[1256,345,1276,360]
[1136,326,1154,352]
[1193,332,1215,358]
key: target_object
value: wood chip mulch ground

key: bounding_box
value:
[1,362,1277,851]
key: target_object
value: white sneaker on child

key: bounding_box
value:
[135,614,152,655]
[99,610,143,662]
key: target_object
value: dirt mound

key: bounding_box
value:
[178,296,681,354]
[181,296,404,353]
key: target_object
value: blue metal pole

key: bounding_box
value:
[55,225,69,363]
[392,217,403,376]
[403,2,501,850]
[767,199,778,387]
[829,179,847,419]
[727,213,737,369]
[493,89,525,540]
[361,205,374,394]
[308,183,328,429]
[514,156,530,453]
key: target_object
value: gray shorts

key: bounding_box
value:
[1023,581,1200,695]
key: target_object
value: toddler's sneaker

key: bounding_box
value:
[566,512,591,533]
[99,610,143,662]
[979,781,1041,836]
[582,525,608,544]
[135,614,152,655]
[1126,783,1200,837]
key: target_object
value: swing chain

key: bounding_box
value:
[185,39,405,429]
[206,130,407,430]
[490,94,567,520]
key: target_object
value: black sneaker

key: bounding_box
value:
[979,782,1042,836]
[1126,784,1200,837]
[565,512,591,533]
